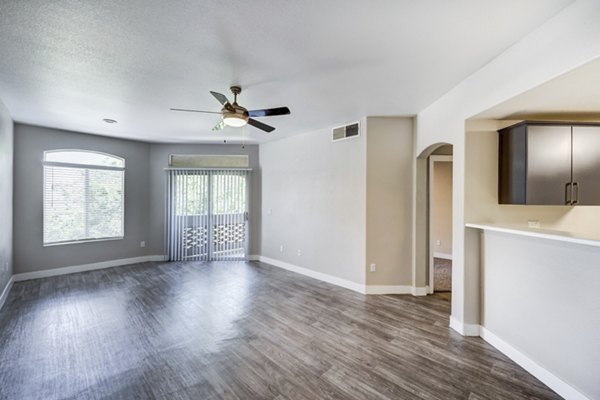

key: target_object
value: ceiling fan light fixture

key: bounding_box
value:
[223,113,248,128]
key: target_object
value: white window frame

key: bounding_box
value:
[43,150,125,246]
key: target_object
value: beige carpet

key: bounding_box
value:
[434,257,452,292]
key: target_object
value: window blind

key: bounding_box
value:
[43,163,124,245]
[166,168,250,261]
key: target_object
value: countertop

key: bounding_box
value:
[465,223,600,248]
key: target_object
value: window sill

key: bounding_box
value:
[43,236,124,247]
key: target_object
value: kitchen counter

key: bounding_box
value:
[469,222,600,399]
[465,223,600,248]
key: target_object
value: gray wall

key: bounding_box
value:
[13,124,152,274]
[13,124,261,274]
[147,143,260,256]
[260,124,367,285]
[480,230,600,399]
[0,100,13,290]
[365,117,414,286]
[431,161,452,256]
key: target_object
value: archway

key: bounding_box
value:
[414,143,453,307]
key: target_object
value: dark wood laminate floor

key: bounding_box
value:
[0,261,560,400]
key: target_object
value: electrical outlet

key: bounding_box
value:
[267,208,272,215]
[279,245,284,253]
[528,220,541,228]
[297,249,302,256]
[436,240,441,246]
[140,241,146,248]
[370,263,376,272]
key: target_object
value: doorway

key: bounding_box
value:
[166,168,250,261]
[428,154,453,295]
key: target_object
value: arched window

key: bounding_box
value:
[43,150,125,245]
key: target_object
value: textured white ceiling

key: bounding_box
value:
[0,0,573,143]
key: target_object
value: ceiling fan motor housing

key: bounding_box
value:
[222,85,249,126]
[222,103,249,127]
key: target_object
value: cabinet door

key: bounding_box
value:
[572,126,600,205]
[526,125,572,205]
[499,125,527,204]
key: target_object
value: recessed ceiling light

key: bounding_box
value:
[103,118,118,124]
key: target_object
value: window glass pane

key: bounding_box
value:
[175,175,208,216]
[43,165,124,244]
[169,154,249,168]
[212,174,246,214]
[88,169,124,239]
[44,167,87,243]
[45,150,124,168]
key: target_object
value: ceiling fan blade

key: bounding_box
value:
[248,107,291,118]
[247,118,275,133]
[170,108,222,114]
[210,91,235,112]
[210,91,231,106]
[212,120,226,131]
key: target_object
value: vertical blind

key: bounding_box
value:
[166,168,249,261]
[43,151,125,245]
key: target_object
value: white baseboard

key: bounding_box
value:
[248,254,260,261]
[447,320,589,399]
[412,286,429,296]
[365,285,412,295]
[449,315,481,336]
[433,252,453,260]
[13,255,167,282]
[0,275,14,311]
[256,256,429,296]
[480,327,590,400]
[257,256,366,294]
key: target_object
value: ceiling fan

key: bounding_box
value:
[170,86,290,133]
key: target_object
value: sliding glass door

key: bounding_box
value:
[166,169,249,261]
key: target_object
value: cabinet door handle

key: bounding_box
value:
[565,182,572,205]
[572,182,579,205]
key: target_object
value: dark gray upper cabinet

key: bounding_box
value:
[572,126,600,205]
[498,122,600,205]
[525,125,572,205]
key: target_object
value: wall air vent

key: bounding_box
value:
[332,122,360,142]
